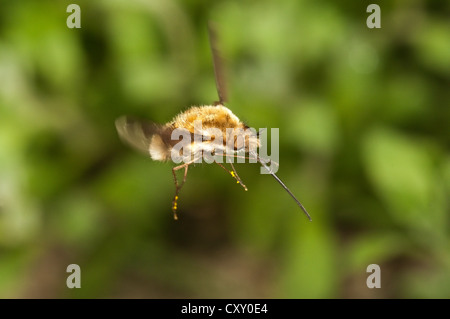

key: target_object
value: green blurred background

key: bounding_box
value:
[0,0,449,298]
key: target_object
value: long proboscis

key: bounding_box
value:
[251,152,312,221]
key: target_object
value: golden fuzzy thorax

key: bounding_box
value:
[169,104,244,133]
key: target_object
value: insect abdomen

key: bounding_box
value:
[149,134,171,161]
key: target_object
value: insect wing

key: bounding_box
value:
[115,116,163,156]
[208,22,228,105]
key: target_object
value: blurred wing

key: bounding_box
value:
[208,21,228,105]
[115,116,162,156]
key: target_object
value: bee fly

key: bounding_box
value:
[115,23,311,221]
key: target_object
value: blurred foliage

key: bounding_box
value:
[0,0,449,298]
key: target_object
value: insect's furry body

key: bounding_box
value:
[115,23,311,221]
[172,105,242,133]
[148,104,259,164]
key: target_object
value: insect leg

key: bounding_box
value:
[171,161,193,220]
[215,162,248,191]
[222,153,280,170]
